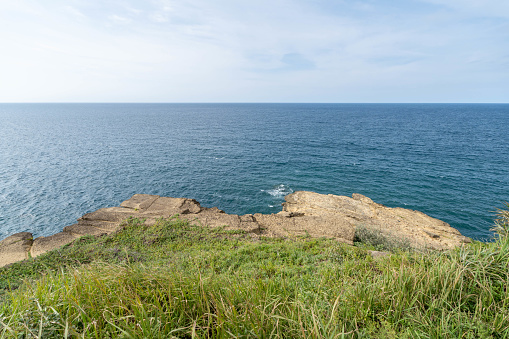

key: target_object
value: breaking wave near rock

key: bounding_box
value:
[262,184,294,199]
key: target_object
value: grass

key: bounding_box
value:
[0,209,508,338]
[353,224,413,252]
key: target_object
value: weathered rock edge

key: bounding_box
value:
[0,192,471,267]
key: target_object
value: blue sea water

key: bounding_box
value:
[0,103,508,241]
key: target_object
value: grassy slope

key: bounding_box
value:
[0,209,508,338]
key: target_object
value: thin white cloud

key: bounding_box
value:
[125,6,142,15]
[420,0,509,18]
[0,0,507,102]
[64,6,87,19]
[149,0,173,22]
[151,13,169,22]
[108,14,132,24]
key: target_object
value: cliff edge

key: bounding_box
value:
[0,192,471,267]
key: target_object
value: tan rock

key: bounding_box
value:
[282,191,470,250]
[0,191,471,267]
[143,197,202,216]
[76,220,122,233]
[79,207,139,223]
[185,209,241,228]
[120,194,159,211]
[255,212,355,244]
[0,232,33,267]
[31,232,77,258]
[63,224,110,237]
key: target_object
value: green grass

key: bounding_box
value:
[353,224,413,252]
[0,210,508,338]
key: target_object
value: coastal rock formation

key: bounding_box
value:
[0,232,33,267]
[282,191,471,250]
[0,192,472,267]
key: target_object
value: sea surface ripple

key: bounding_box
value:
[0,103,507,240]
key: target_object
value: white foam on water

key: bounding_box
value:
[261,184,294,198]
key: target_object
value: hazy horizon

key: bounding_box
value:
[1,102,508,104]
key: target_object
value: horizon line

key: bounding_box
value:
[1,102,508,105]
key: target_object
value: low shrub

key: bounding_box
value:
[353,224,413,252]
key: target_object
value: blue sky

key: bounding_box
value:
[1,0,508,102]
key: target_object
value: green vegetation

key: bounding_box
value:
[0,208,508,338]
[353,224,413,252]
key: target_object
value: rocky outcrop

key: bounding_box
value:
[0,192,471,267]
[0,232,33,267]
[282,191,471,250]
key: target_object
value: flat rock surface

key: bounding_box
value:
[0,232,33,267]
[0,191,472,267]
[282,191,471,250]
[31,232,78,258]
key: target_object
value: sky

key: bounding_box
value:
[0,0,508,103]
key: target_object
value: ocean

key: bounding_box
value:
[0,103,507,241]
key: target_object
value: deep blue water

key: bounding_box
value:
[0,103,508,241]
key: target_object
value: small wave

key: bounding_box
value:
[261,184,294,198]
